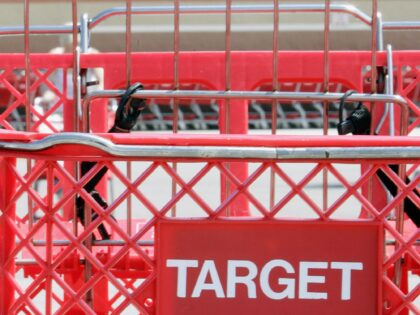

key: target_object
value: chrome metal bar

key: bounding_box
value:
[371,0,378,94]
[82,89,409,131]
[375,75,390,134]
[1,133,419,160]
[126,0,132,87]
[0,25,79,36]
[0,5,418,38]
[89,4,372,28]
[72,3,79,132]
[80,13,90,53]
[84,90,410,104]
[383,21,420,30]
[79,14,89,132]
[375,45,396,136]
[74,46,82,132]
[387,44,395,136]
[376,12,384,51]
[392,41,404,290]
[73,1,93,308]
[75,47,81,131]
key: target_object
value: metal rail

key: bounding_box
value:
[383,21,420,30]
[0,132,419,160]
[88,3,420,31]
[81,90,410,134]
[89,4,372,28]
[0,3,419,36]
[0,25,78,35]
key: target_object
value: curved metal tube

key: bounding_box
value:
[387,44,395,136]
[0,132,419,160]
[82,89,409,133]
[0,4,419,36]
[90,3,372,29]
[375,75,390,134]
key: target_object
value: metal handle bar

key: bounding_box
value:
[81,90,409,134]
[90,3,370,28]
[0,132,419,160]
[0,25,77,36]
[89,4,420,31]
[0,3,419,36]
[382,21,420,30]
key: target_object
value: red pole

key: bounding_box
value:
[64,267,85,315]
[220,99,250,217]
[0,157,16,313]
[93,271,111,314]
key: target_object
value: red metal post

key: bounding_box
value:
[219,99,250,217]
[0,157,16,313]
[93,274,111,315]
[64,265,85,315]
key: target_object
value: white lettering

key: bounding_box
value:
[260,259,295,299]
[166,259,198,298]
[299,261,328,300]
[192,260,225,298]
[227,260,257,298]
[331,262,363,300]
[166,259,364,301]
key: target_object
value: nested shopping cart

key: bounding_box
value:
[0,1,419,314]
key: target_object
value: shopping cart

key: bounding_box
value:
[0,1,418,314]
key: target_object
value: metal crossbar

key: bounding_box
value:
[1,133,420,160]
[81,89,410,134]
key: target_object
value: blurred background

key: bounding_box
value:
[0,0,418,53]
